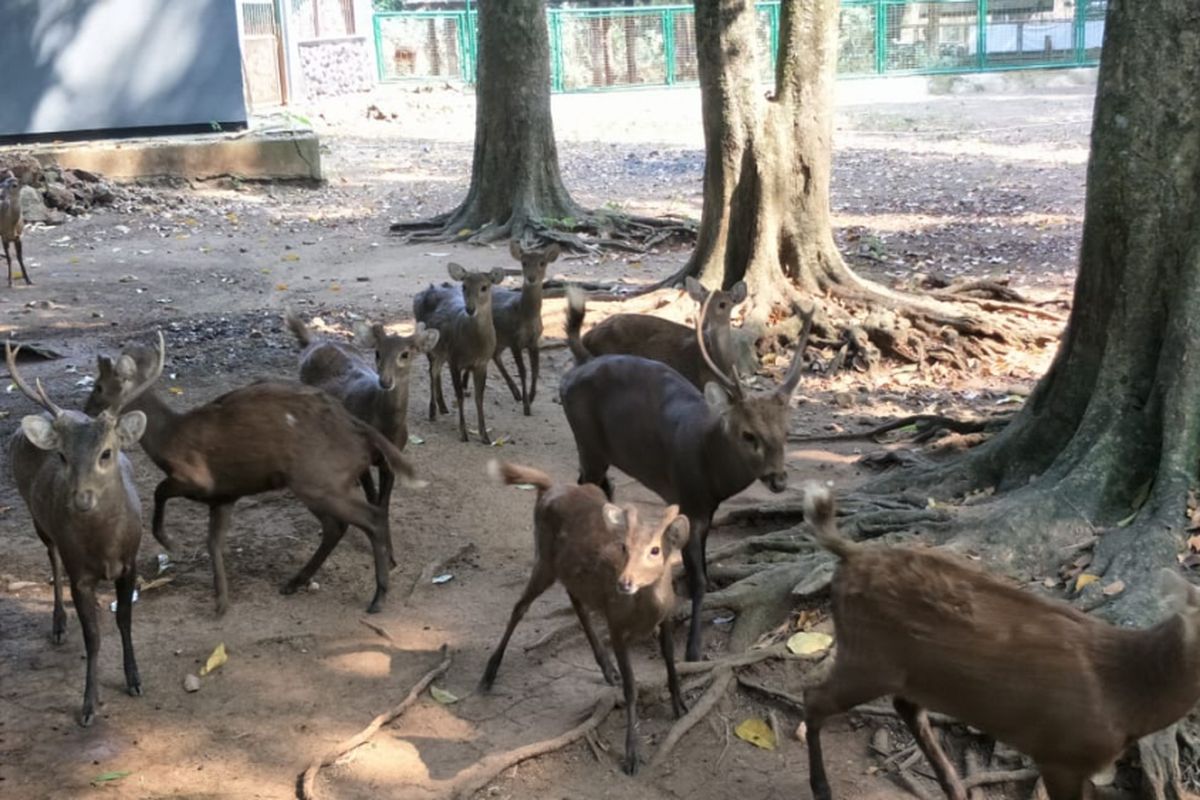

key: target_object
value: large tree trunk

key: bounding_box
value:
[391,0,581,244]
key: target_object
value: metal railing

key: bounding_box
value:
[373,0,1107,89]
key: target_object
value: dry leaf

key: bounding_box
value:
[1075,574,1099,591]
[734,718,776,750]
[430,686,458,704]
[199,642,228,676]
[282,253,300,262]
[786,631,833,656]
[1187,535,1200,553]
[167,386,184,396]
[1102,579,1126,596]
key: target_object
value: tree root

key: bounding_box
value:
[650,667,735,770]
[706,528,816,561]
[735,674,806,713]
[1138,727,1189,800]
[962,768,1041,790]
[701,558,826,651]
[790,413,1012,445]
[296,645,452,800]
[439,692,619,799]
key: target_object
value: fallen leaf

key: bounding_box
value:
[1116,510,1138,527]
[734,718,776,750]
[329,284,341,292]
[168,387,184,396]
[1075,574,1099,591]
[513,483,536,491]
[408,435,425,445]
[432,573,453,585]
[199,642,228,676]
[91,770,131,786]
[786,631,833,656]
[1102,579,1126,596]
[282,253,300,262]
[430,686,459,704]
[275,283,289,291]
[139,576,175,592]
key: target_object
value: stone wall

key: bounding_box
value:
[298,36,373,98]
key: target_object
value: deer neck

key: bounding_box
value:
[698,414,757,502]
[518,281,544,318]
[1113,615,1200,738]
[704,325,733,371]
[125,389,181,464]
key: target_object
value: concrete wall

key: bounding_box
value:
[0,0,248,139]
[298,36,374,98]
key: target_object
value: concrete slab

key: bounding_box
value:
[4,126,321,183]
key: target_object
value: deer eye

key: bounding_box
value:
[481,285,489,293]
[742,432,758,447]
[650,546,661,557]
[718,302,728,310]
[58,452,68,464]
[399,351,410,360]
[100,449,113,462]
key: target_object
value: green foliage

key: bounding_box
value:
[373,0,405,11]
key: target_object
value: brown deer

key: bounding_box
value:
[287,311,438,515]
[413,263,506,444]
[491,240,561,415]
[562,288,811,661]
[7,334,162,725]
[84,338,423,616]
[579,278,746,390]
[802,484,1200,800]
[482,459,689,775]
[1,171,32,287]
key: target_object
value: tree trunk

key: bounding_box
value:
[392,0,581,244]
[623,15,639,84]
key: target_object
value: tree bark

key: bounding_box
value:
[391,0,581,244]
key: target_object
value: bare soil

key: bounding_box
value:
[0,76,1093,799]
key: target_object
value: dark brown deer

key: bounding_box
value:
[482,459,689,775]
[413,263,505,444]
[8,334,162,725]
[491,240,561,415]
[579,278,746,390]
[802,484,1200,800]
[562,288,811,661]
[1,171,32,288]
[84,339,423,616]
[287,311,438,515]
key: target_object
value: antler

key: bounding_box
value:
[113,331,166,414]
[777,302,815,398]
[5,340,64,417]
[695,290,743,398]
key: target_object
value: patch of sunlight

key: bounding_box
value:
[324,650,392,679]
[789,448,862,465]
[833,211,1080,233]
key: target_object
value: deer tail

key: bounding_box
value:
[803,483,857,559]
[565,286,592,366]
[361,423,425,490]
[284,309,311,348]
[487,459,555,495]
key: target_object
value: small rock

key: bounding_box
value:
[19,185,51,222]
[44,183,76,212]
[308,580,319,591]
[870,727,891,755]
[833,392,854,408]
[118,274,138,283]
[183,674,201,693]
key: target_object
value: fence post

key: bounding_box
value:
[548,8,564,92]
[373,14,385,82]
[875,0,886,74]
[976,0,987,70]
[664,8,676,85]
[769,1,780,76]
[1073,0,1087,64]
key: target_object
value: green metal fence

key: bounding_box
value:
[373,0,1107,89]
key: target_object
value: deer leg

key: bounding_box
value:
[68,576,101,727]
[1036,765,1088,800]
[577,452,614,500]
[511,346,531,416]
[527,345,540,405]
[450,364,468,442]
[36,525,67,644]
[893,696,967,800]
[472,364,491,444]
[282,513,347,596]
[493,351,521,402]
[3,239,11,288]
[659,624,687,718]
[481,559,556,689]
[614,634,641,775]
[151,477,188,553]
[207,502,236,617]
[15,239,30,285]
[426,355,438,420]
[376,465,396,568]
[803,666,890,800]
[568,591,617,685]
[682,515,709,661]
[359,471,378,505]
[114,567,142,698]
[293,491,389,613]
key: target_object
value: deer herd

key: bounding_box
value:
[6,237,1200,799]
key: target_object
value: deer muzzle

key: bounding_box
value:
[762,472,788,493]
[73,489,98,513]
[617,576,637,595]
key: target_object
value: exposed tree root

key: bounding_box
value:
[962,768,1041,790]
[441,692,619,799]
[391,207,696,254]
[735,674,806,713]
[790,413,1012,445]
[650,667,734,770]
[297,645,452,800]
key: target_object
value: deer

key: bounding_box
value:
[1,171,32,288]
[413,263,506,444]
[561,287,811,661]
[579,278,747,390]
[801,483,1200,800]
[490,240,561,415]
[84,338,423,616]
[7,334,162,726]
[287,311,439,518]
[482,459,689,775]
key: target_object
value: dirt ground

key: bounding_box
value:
[0,74,1094,799]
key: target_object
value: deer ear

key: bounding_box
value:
[417,326,440,352]
[116,411,147,447]
[1161,569,1200,611]
[447,262,467,282]
[21,415,60,451]
[728,281,748,305]
[96,356,113,377]
[664,515,690,553]
[601,503,626,531]
[509,239,523,261]
[684,277,707,303]
[352,321,378,347]
[704,382,732,415]
[489,268,506,285]
[542,244,561,262]
[114,354,138,381]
